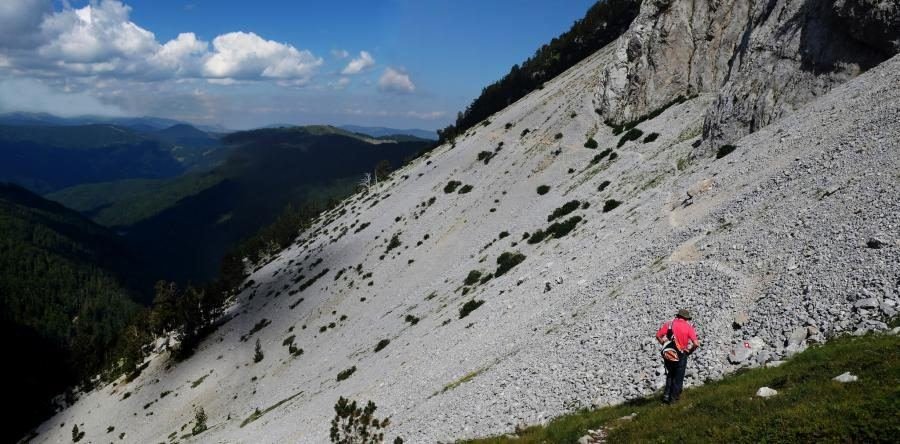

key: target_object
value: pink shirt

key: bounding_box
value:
[656,318,698,352]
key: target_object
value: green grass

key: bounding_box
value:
[465,333,900,443]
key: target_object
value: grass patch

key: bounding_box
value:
[240,390,304,428]
[439,368,486,395]
[466,333,900,443]
[716,144,737,159]
[191,373,209,389]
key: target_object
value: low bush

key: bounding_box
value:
[404,314,420,326]
[374,339,390,352]
[554,133,563,140]
[716,144,737,159]
[548,200,580,221]
[643,132,660,143]
[459,300,485,319]
[598,180,611,192]
[617,128,644,147]
[459,184,474,194]
[464,270,483,286]
[336,366,356,382]
[603,199,622,212]
[330,397,395,444]
[545,216,582,239]
[537,185,551,195]
[253,339,264,363]
[444,180,462,193]
[590,149,613,165]
[495,252,526,277]
[584,138,598,149]
[477,151,495,164]
[192,407,208,436]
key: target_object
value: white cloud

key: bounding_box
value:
[203,32,322,83]
[377,67,415,94]
[0,0,322,84]
[331,49,349,59]
[341,50,374,75]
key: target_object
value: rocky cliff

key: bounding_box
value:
[28,1,900,443]
[597,0,899,153]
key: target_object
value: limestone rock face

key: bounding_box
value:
[596,0,900,154]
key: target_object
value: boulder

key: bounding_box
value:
[732,311,749,329]
[832,372,858,383]
[756,387,778,398]
[787,326,808,346]
[728,343,753,363]
[766,360,786,368]
[853,297,879,309]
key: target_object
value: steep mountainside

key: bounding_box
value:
[0,184,143,443]
[29,1,899,443]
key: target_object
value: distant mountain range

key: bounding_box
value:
[0,112,228,133]
[338,124,438,140]
[0,123,226,194]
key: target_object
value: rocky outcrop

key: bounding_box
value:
[596,0,900,155]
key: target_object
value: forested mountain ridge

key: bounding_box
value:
[0,183,143,443]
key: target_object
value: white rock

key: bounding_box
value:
[832,372,858,383]
[756,387,778,398]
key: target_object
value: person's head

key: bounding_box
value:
[676,309,692,320]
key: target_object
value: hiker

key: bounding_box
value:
[655,309,700,403]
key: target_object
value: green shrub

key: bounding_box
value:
[72,425,85,442]
[590,149,613,165]
[554,133,563,140]
[537,185,551,195]
[477,151,495,164]
[643,132,660,143]
[603,199,622,212]
[404,314,420,326]
[527,229,547,244]
[464,270,483,286]
[584,138,598,149]
[336,366,356,382]
[444,180,462,193]
[617,128,644,147]
[330,397,394,444]
[598,180,611,192]
[495,252,526,277]
[716,144,737,159]
[498,231,510,239]
[545,216,582,239]
[608,152,618,161]
[548,200,580,221]
[253,339,265,363]
[505,123,513,129]
[459,300,485,319]
[374,339,390,352]
[385,234,402,252]
[192,407,208,436]
[521,128,530,137]
[459,184,474,194]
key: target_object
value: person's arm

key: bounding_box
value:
[686,329,700,352]
[655,323,667,345]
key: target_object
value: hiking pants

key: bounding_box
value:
[663,353,688,401]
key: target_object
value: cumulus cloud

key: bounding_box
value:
[331,49,349,59]
[328,77,351,89]
[341,50,374,75]
[377,67,415,94]
[202,32,322,83]
[0,0,322,84]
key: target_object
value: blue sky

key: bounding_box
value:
[0,0,597,129]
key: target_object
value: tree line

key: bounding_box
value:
[437,0,640,144]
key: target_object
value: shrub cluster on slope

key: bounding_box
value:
[437,0,641,143]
